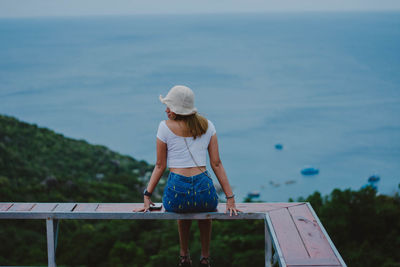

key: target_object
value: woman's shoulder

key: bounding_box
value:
[157,120,177,143]
[206,119,216,135]
[157,120,169,136]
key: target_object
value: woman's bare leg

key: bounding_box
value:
[178,219,192,256]
[198,219,212,258]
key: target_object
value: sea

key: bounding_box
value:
[1,12,399,201]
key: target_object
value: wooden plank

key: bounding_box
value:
[263,202,305,208]
[98,203,143,212]
[31,203,58,212]
[269,207,309,261]
[8,203,36,211]
[73,203,99,212]
[0,203,13,211]
[216,202,303,213]
[96,203,305,213]
[53,203,76,212]
[288,204,339,263]
[36,202,307,215]
[307,203,347,267]
[286,257,340,265]
[73,202,300,215]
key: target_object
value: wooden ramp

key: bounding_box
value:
[0,202,346,267]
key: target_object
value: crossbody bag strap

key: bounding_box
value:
[183,137,212,179]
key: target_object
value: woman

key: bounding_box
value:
[137,85,239,267]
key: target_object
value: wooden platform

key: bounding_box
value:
[0,202,346,267]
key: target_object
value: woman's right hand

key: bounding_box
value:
[226,197,241,216]
[134,196,154,212]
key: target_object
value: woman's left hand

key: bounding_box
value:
[134,196,154,212]
[226,197,241,216]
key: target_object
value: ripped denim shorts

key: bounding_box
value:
[162,171,218,213]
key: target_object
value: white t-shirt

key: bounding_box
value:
[156,120,217,168]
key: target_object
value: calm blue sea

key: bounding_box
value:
[1,13,399,201]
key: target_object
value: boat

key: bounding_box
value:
[368,174,380,183]
[275,143,283,150]
[269,180,281,187]
[301,167,319,175]
[247,191,260,198]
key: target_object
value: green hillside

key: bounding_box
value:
[0,114,154,203]
[0,114,399,267]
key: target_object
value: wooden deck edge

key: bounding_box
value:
[306,203,347,267]
[0,211,267,220]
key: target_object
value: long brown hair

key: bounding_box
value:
[174,113,208,139]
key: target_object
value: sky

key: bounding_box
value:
[1,0,400,18]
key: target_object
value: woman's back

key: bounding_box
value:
[157,119,216,177]
[164,120,191,137]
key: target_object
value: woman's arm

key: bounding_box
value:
[146,138,167,193]
[136,138,167,212]
[208,134,240,216]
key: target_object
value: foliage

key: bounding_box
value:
[1,114,399,266]
[0,114,155,203]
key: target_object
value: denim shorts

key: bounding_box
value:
[162,171,218,213]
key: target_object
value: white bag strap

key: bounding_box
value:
[183,137,212,179]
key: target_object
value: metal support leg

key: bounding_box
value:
[54,219,59,253]
[46,218,57,267]
[265,217,272,267]
[265,214,286,267]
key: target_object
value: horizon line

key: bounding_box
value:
[1,9,400,19]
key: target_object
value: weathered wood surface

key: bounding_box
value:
[268,204,343,267]
[95,202,304,213]
[97,203,143,212]
[0,202,303,218]
[288,204,339,262]
[53,203,76,212]
[269,206,310,261]
[285,258,341,266]
[73,203,99,212]
[31,203,58,212]
[8,203,35,211]
[0,202,346,266]
[0,203,13,211]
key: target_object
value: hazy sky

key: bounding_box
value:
[1,0,400,18]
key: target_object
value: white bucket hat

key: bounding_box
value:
[159,85,197,115]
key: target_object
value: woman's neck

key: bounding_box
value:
[166,119,191,137]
